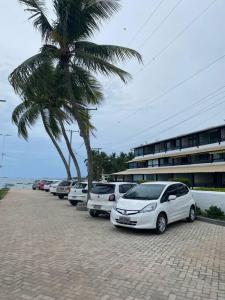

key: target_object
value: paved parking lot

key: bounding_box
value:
[0,190,225,300]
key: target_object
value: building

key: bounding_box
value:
[113,124,225,187]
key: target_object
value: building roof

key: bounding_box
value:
[134,123,225,150]
[112,163,225,176]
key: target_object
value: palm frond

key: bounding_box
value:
[53,0,120,42]
[75,41,142,64]
[15,104,40,140]
[69,64,104,104]
[18,0,53,41]
[74,51,131,83]
[9,52,46,94]
[12,102,27,125]
[45,109,62,140]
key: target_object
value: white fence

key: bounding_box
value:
[192,191,225,213]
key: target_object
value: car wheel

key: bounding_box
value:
[89,210,99,217]
[187,206,195,222]
[70,201,78,206]
[58,195,64,200]
[156,213,167,234]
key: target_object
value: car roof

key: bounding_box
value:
[142,181,185,186]
[95,182,136,185]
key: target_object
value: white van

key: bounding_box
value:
[87,182,136,217]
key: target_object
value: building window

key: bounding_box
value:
[199,129,219,146]
[148,159,159,167]
[144,174,156,181]
[155,142,165,153]
[159,157,173,166]
[144,145,155,155]
[133,175,143,182]
[221,127,225,141]
[134,147,144,156]
[213,153,225,162]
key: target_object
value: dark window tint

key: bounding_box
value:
[119,184,136,194]
[59,181,70,186]
[123,184,166,201]
[177,184,189,196]
[161,185,177,203]
[92,184,115,194]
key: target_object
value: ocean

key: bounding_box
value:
[0,178,35,190]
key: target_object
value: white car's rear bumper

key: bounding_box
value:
[87,201,113,213]
[110,208,157,229]
[68,193,87,202]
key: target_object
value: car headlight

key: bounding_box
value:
[140,202,157,213]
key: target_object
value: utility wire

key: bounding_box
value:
[138,0,184,50]
[101,84,225,147]
[150,95,225,140]
[143,0,217,69]
[102,52,225,128]
[127,0,165,46]
[102,0,218,129]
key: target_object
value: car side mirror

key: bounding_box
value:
[168,195,177,201]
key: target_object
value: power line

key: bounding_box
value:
[127,0,165,46]
[143,0,217,69]
[107,96,225,152]
[138,0,184,50]
[102,52,225,128]
[152,94,225,139]
[100,84,225,147]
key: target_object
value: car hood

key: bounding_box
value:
[116,198,158,211]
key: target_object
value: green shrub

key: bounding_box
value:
[0,188,9,200]
[205,206,225,220]
[170,177,192,188]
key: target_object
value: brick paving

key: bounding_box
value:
[0,190,225,300]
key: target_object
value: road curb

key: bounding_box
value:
[197,216,225,227]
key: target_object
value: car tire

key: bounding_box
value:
[58,195,64,200]
[89,210,99,217]
[187,206,195,222]
[70,201,78,206]
[155,213,167,234]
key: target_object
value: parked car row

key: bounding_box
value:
[32,180,196,234]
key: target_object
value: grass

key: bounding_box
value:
[193,187,225,193]
[196,206,225,221]
[0,188,9,200]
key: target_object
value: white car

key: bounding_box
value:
[68,182,98,206]
[111,182,196,234]
[50,181,61,195]
[44,180,59,192]
[87,182,136,217]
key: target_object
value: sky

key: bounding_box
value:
[0,0,225,179]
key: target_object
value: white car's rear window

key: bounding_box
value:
[92,184,115,194]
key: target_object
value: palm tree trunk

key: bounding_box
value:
[59,119,82,182]
[41,112,72,180]
[64,71,93,200]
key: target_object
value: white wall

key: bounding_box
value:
[192,191,225,213]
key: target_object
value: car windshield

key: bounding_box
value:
[92,184,115,194]
[123,184,166,200]
[59,181,70,187]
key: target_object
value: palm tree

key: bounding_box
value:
[11,60,103,181]
[12,101,73,179]
[9,0,142,197]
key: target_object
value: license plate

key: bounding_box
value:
[119,216,130,222]
[93,205,101,209]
